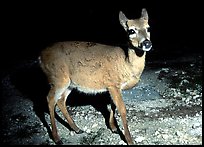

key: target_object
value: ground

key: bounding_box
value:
[0,53,202,145]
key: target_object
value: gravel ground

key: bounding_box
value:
[0,53,202,145]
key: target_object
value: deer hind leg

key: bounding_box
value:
[56,88,83,134]
[108,86,134,145]
[47,86,64,144]
[47,81,83,144]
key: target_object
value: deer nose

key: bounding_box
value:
[142,39,152,49]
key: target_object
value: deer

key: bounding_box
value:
[38,8,152,145]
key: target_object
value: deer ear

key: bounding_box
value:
[119,11,128,31]
[141,8,148,20]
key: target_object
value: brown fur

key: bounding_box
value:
[39,8,151,145]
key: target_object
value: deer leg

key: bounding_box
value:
[108,86,134,145]
[47,87,63,144]
[56,88,83,134]
[109,102,118,133]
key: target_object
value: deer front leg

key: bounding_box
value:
[108,86,134,145]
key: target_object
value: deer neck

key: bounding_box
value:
[128,46,146,63]
[127,48,146,76]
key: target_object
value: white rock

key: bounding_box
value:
[175,131,182,136]
[193,95,200,99]
[70,131,75,136]
[162,134,169,139]
[135,136,145,143]
[192,123,200,129]
[83,126,88,131]
[86,128,91,133]
[92,123,98,128]
[155,130,160,136]
[119,140,126,145]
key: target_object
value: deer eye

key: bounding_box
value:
[128,29,136,35]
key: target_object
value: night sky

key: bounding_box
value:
[1,1,202,70]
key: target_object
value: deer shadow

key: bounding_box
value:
[10,61,127,144]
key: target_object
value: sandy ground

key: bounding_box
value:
[0,53,202,145]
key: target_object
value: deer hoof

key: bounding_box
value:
[75,129,84,134]
[112,129,119,134]
[55,140,63,145]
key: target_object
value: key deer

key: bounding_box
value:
[39,8,152,145]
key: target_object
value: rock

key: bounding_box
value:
[135,136,145,143]
[175,131,182,136]
[162,134,169,139]
[119,140,126,145]
[91,123,98,128]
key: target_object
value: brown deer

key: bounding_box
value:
[39,8,152,145]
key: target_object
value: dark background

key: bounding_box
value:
[1,1,202,70]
